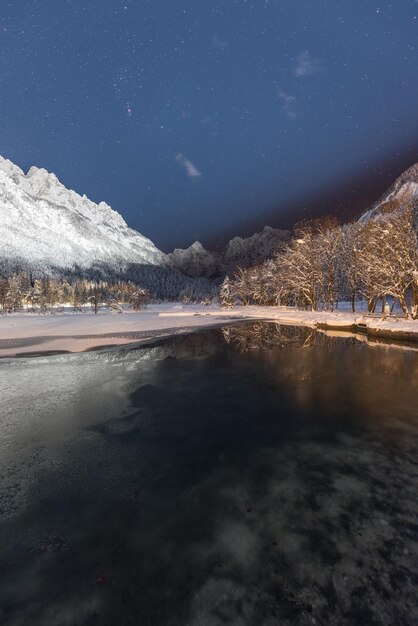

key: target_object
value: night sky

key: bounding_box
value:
[1,1,417,251]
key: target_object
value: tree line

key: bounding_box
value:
[0,275,152,314]
[220,204,418,319]
[0,257,218,304]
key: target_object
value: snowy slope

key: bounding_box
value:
[169,225,290,278]
[169,241,220,278]
[359,163,418,222]
[0,156,170,273]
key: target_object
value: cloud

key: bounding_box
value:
[294,51,322,77]
[212,34,227,50]
[175,153,202,178]
[279,90,297,119]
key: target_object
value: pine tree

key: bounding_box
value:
[6,275,24,311]
[220,276,234,308]
[0,277,10,313]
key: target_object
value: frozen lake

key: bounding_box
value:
[0,322,417,625]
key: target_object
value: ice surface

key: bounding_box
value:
[0,324,417,625]
[1,303,418,359]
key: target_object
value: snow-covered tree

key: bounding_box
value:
[107,295,123,314]
[6,274,25,311]
[357,205,417,317]
[275,220,322,310]
[339,222,363,312]
[129,287,150,310]
[88,283,104,314]
[219,276,234,308]
[412,270,418,319]
[0,277,10,312]
[230,267,253,305]
[314,217,343,311]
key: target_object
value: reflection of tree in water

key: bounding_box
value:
[221,323,418,426]
[222,322,318,352]
[1,322,418,625]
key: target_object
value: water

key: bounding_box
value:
[0,323,417,626]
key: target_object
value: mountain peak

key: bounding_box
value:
[360,162,418,222]
[0,154,170,273]
[0,155,25,180]
[190,241,206,251]
[169,225,290,278]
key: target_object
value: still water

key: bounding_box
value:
[0,323,417,626]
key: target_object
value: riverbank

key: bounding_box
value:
[1,303,418,358]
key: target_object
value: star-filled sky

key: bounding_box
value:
[1,1,417,251]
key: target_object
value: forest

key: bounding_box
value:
[0,276,154,314]
[221,204,418,319]
[0,266,217,313]
[1,204,417,319]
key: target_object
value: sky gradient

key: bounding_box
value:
[1,0,417,250]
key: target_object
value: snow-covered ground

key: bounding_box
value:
[1,303,418,358]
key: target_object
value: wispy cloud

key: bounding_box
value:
[175,153,202,178]
[279,90,297,119]
[212,33,227,50]
[294,51,322,77]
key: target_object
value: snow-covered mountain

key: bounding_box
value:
[169,241,219,278]
[0,155,170,275]
[170,162,418,279]
[169,225,290,278]
[359,163,418,222]
[4,152,415,287]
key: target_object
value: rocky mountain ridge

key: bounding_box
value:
[0,155,170,275]
[1,154,417,286]
[359,162,418,222]
[169,225,291,278]
[170,163,418,279]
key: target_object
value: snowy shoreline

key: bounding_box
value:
[1,303,418,358]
